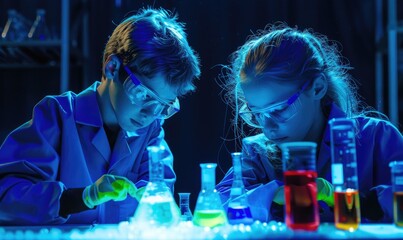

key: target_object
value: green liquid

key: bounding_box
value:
[193,210,227,227]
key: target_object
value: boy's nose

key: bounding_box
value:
[141,102,163,117]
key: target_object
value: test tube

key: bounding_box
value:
[329,118,361,231]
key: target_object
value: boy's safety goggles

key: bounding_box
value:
[122,64,180,119]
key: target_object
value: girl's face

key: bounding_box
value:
[240,77,321,144]
[110,72,178,132]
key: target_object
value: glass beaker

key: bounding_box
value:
[193,163,227,227]
[227,152,253,225]
[389,161,403,227]
[131,145,180,226]
[178,192,193,221]
[329,118,361,231]
[280,142,319,231]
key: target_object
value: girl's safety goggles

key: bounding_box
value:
[239,79,312,128]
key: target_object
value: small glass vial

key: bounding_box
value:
[193,163,227,227]
[178,192,193,221]
[329,118,361,231]
[227,152,253,225]
[131,145,180,226]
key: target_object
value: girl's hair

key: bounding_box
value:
[103,7,201,96]
[221,23,364,158]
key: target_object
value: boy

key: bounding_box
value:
[0,7,200,225]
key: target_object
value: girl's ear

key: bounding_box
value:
[312,75,328,100]
[103,55,121,80]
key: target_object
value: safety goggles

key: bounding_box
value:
[122,64,180,119]
[239,79,312,128]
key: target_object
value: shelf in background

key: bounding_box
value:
[0,40,62,47]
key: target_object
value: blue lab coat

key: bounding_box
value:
[0,82,175,225]
[217,103,403,223]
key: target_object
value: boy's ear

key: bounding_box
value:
[312,75,328,100]
[104,55,121,80]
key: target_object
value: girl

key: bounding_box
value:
[216,23,403,223]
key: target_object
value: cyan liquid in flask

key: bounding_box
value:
[227,152,253,225]
[131,145,180,226]
[178,192,193,221]
[193,163,227,227]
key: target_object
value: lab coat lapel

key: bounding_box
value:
[74,82,111,163]
[91,128,112,162]
[317,136,331,180]
[108,130,132,174]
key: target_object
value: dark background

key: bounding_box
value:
[0,0,402,211]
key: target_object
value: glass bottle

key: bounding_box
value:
[329,118,361,231]
[28,9,51,40]
[131,145,180,226]
[193,163,227,227]
[227,152,253,225]
[178,192,193,221]
[389,161,403,227]
[1,9,30,41]
[1,9,32,63]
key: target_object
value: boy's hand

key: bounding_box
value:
[82,174,137,209]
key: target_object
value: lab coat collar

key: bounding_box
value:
[74,82,103,128]
[74,82,110,161]
[322,102,348,145]
[317,102,347,178]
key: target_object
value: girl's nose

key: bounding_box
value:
[260,114,278,130]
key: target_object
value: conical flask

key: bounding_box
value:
[1,9,30,41]
[227,152,253,224]
[193,163,227,227]
[28,9,51,40]
[131,145,180,226]
[178,192,193,221]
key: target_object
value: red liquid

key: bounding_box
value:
[284,170,319,231]
[334,190,360,231]
[394,192,403,227]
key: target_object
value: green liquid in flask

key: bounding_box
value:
[193,209,227,227]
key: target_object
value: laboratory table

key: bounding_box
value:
[1,221,403,239]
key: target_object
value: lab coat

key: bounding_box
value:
[216,103,403,223]
[0,82,175,225]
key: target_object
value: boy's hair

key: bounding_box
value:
[103,8,200,96]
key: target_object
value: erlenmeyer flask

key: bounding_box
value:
[1,9,32,63]
[1,9,30,41]
[193,163,227,227]
[131,145,180,226]
[28,9,51,40]
[227,152,253,225]
[178,192,193,221]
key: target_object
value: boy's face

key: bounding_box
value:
[240,78,320,144]
[110,72,179,132]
